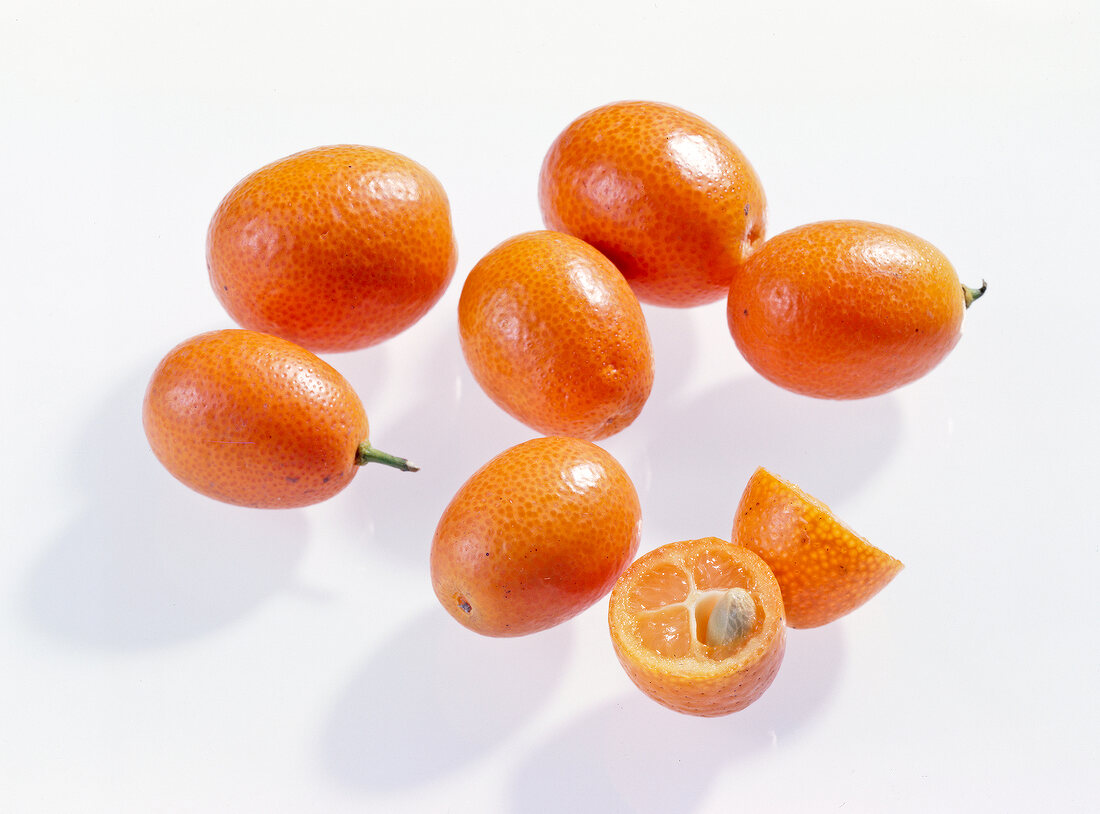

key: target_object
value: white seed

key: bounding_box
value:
[705,588,757,648]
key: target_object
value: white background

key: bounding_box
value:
[3,1,1098,811]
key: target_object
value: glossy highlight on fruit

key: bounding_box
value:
[727,220,986,399]
[458,230,654,441]
[207,145,457,352]
[608,537,786,717]
[540,100,766,307]
[732,468,903,628]
[143,329,414,508]
[431,437,641,637]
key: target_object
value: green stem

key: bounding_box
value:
[355,442,419,472]
[963,280,988,309]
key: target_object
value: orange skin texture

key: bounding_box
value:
[431,437,642,637]
[143,329,370,508]
[539,100,766,307]
[608,538,786,717]
[207,145,457,353]
[732,468,904,629]
[727,220,967,399]
[458,230,654,441]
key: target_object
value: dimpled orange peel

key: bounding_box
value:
[142,329,415,508]
[540,100,766,307]
[207,145,457,352]
[608,537,786,717]
[727,220,986,399]
[732,467,904,628]
[431,436,641,637]
[458,230,654,440]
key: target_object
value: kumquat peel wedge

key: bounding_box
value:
[608,538,787,717]
[732,468,904,629]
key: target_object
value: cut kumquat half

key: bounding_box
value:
[732,468,904,629]
[608,537,786,717]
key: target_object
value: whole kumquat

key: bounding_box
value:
[207,145,457,353]
[143,329,415,509]
[539,100,766,307]
[458,230,654,441]
[431,436,641,637]
[608,537,786,717]
[732,467,904,628]
[727,219,986,399]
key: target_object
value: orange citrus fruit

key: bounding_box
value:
[732,467,904,628]
[207,145,457,352]
[539,100,766,307]
[608,537,786,717]
[458,230,654,440]
[431,436,641,637]
[143,329,414,508]
[727,219,986,399]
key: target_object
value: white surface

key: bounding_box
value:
[3,1,1098,811]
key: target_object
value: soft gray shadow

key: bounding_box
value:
[320,607,572,790]
[639,301,704,400]
[508,625,845,814]
[331,317,538,571]
[20,368,308,649]
[318,334,391,406]
[623,374,904,542]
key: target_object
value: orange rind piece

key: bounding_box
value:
[608,537,786,717]
[732,468,904,628]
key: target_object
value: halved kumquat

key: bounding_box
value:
[608,537,786,717]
